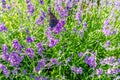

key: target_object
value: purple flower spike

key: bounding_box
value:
[8,52,23,66]
[36,11,46,25]
[23,69,27,75]
[78,52,84,58]
[84,55,97,68]
[39,0,44,5]
[50,58,58,65]
[27,2,34,15]
[36,43,44,55]
[1,0,6,9]
[48,38,59,48]
[0,23,8,32]
[104,40,110,50]
[25,48,34,58]
[12,39,22,51]
[26,0,31,3]
[2,44,8,53]
[0,64,9,77]
[76,67,83,74]
[26,36,35,43]
[2,52,9,61]
[53,19,66,34]
[96,68,103,76]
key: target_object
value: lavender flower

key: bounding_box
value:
[78,52,84,58]
[35,59,46,71]
[76,67,83,74]
[25,48,34,58]
[80,30,84,37]
[104,40,111,49]
[36,11,46,25]
[26,0,31,3]
[26,36,35,43]
[1,0,6,9]
[76,11,82,24]
[27,2,34,15]
[23,69,27,75]
[12,39,22,51]
[84,54,97,68]
[71,66,76,73]
[2,52,9,61]
[0,23,8,32]
[96,68,103,76]
[36,43,44,55]
[48,38,59,48]
[8,52,23,66]
[6,4,11,10]
[66,0,73,10]
[83,22,87,31]
[53,19,66,34]
[0,64,9,77]
[50,58,58,65]
[39,0,44,4]
[2,44,8,53]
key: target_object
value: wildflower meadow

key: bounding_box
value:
[0,0,120,80]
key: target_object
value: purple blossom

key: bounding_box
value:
[8,52,23,66]
[1,0,6,9]
[25,48,34,58]
[106,68,119,75]
[12,69,18,75]
[2,52,9,61]
[27,2,34,15]
[48,38,59,48]
[50,58,58,65]
[35,59,46,71]
[80,30,84,37]
[96,68,103,76]
[6,4,11,10]
[36,11,46,25]
[39,0,44,4]
[76,11,82,24]
[26,36,35,43]
[53,19,66,34]
[84,54,97,68]
[59,9,68,18]
[23,69,27,75]
[100,56,115,66]
[2,44,8,53]
[76,67,83,74]
[12,39,22,51]
[104,40,111,49]
[26,0,31,3]
[71,66,76,73]
[83,22,87,31]
[36,43,44,55]
[0,23,8,32]
[66,1,73,10]
[0,64,9,77]
[78,52,84,58]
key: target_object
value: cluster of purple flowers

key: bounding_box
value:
[53,19,66,34]
[26,0,34,15]
[36,43,44,55]
[71,66,83,74]
[36,11,46,25]
[84,54,97,68]
[0,63,9,77]
[12,39,22,51]
[35,59,46,72]
[0,23,8,32]
[103,19,118,36]
[45,27,59,48]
